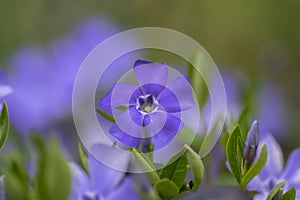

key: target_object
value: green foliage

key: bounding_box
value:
[237,105,253,140]
[266,181,287,200]
[226,125,268,189]
[35,139,72,200]
[159,149,188,188]
[220,129,230,151]
[226,125,243,183]
[185,144,204,190]
[187,52,209,109]
[154,178,179,200]
[240,144,268,188]
[78,143,89,174]
[283,187,296,200]
[5,161,30,200]
[0,102,9,151]
[129,148,160,184]
[96,109,115,123]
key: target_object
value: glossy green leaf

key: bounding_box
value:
[154,178,179,200]
[283,187,296,200]
[187,52,209,109]
[0,102,9,150]
[185,144,204,190]
[96,109,115,123]
[129,148,160,184]
[266,181,287,200]
[226,125,243,184]
[78,143,89,173]
[159,149,188,188]
[36,139,72,200]
[241,144,268,188]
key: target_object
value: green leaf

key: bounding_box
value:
[266,181,287,200]
[184,144,204,190]
[241,144,268,188]
[159,149,188,188]
[220,129,230,151]
[5,161,30,200]
[129,148,160,184]
[237,105,253,140]
[226,125,243,184]
[78,143,89,173]
[36,139,72,200]
[283,187,296,200]
[187,52,209,109]
[0,102,9,150]
[154,178,179,200]
[96,109,115,123]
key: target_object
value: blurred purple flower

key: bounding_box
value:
[100,60,195,149]
[247,133,300,199]
[69,144,139,200]
[219,69,286,136]
[0,68,12,106]
[6,17,133,133]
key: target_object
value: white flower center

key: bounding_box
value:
[136,94,158,114]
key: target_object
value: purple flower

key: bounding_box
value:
[100,60,195,149]
[0,68,12,106]
[6,17,133,133]
[69,144,139,200]
[247,133,300,199]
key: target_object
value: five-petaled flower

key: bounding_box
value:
[247,133,300,199]
[100,60,195,149]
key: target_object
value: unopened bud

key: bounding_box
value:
[243,120,259,163]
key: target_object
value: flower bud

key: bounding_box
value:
[243,120,259,163]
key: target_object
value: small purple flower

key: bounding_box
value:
[247,133,300,199]
[0,68,12,106]
[100,60,195,149]
[69,144,139,200]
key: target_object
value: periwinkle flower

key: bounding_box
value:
[100,60,195,149]
[243,120,259,163]
[247,133,300,199]
[0,68,12,106]
[69,144,139,200]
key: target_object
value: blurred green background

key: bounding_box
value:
[1,0,299,148]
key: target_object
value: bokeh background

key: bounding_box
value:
[1,0,299,154]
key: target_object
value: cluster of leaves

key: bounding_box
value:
[223,124,295,199]
[129,145,204,200]
[0,102,72,200]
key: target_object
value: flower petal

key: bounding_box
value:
[246,176,265,192]
[147,112,182,149]
[140,83,165,97]
[68,163,91,200]
[106,178,139,200]
[133,61,167,95]
[259,134,284,180]
[0,68,12,99]
[110,108,143,146]
[133,59,152,67]
[158,77,194,112]
[282,149,300,187]
[157,87,181,113]
[89,144,130,196]
[100,83,140,114]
